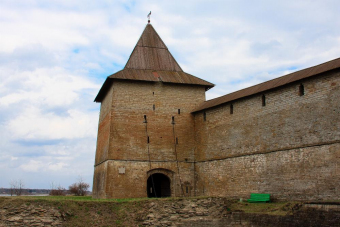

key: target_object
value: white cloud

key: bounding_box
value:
[0,67,99,107]
[7,107,97,140]
[20,160,43,172]
[48,162,69,171]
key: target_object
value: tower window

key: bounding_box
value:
[176,137,178,144]
[203,112,206,121]
[147,136,150,143]
[171,116,175,124]
[262,94,266,107]
[230,104,233,114]
[299,84,304,96]
[143,115,147,123]
[178,109,180,114]
[153,104,155,111]
[152,92,154,95]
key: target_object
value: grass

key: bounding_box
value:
[13,195,151,203]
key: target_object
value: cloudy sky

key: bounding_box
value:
[1,0,340,190]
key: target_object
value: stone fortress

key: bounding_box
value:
[92,22,339,201]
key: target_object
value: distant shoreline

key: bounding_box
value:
[0,194,50,197]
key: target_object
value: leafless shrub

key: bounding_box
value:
[49,183,66,196]
[68,177,90,196]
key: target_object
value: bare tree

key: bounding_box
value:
[10,180,25,196]
[9,180,15,196]
[68,177,90,196]
[49,182,66,196]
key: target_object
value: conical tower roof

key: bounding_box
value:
[124,24,182,71]
[95,23,214,102]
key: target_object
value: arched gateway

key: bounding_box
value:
[147,168,174,198]
[147,173,171,198]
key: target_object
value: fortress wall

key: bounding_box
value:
[194,69,340,200]
[92,161,108,198]
[92,84,114,198]
[195,142,339,200]
[94,83,114,165]
[104,160,195,198]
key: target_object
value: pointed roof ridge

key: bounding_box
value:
[135,24,167,49]
[94,23,215,103]
[124,24,183,71]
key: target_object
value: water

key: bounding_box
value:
[0,194,49,197]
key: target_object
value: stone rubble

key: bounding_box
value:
[0,203,63,227]
[141,198,230,227]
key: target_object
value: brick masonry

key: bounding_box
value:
[93,80,206,198]
[194,69,340,200]
[93,68,340,200]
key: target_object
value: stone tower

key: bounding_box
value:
[92,23,214,199]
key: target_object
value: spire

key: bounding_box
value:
[147,11,151,24]
[124,24,183,71]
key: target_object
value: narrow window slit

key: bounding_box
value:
[153,104,155,110]
[147,136,150,144]
[230,104,233,114]
[262,94,266,107]
[171,116,175,124]
[143,115,147,123]
[299,84,304,96]
[176,137,178,144]
[178,109,180,114]
[203,112,206,121]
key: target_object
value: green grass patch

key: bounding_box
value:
[14,195,151,203]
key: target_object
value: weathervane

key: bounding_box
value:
[147,11,151,23]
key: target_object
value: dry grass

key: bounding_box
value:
[229,201,303,216]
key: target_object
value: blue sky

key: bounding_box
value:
[0,0,340,189]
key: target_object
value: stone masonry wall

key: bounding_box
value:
[194,69,340,200]
[0,203,62,227]
[93,80,206,198]
[92,83,113,198]
[108,81,205,162]
[195,143,339,200]
[104,160,195,198]
[92,161,108,198]
[95,83,113,165]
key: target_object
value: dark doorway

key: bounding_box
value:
[147,173,171,198]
